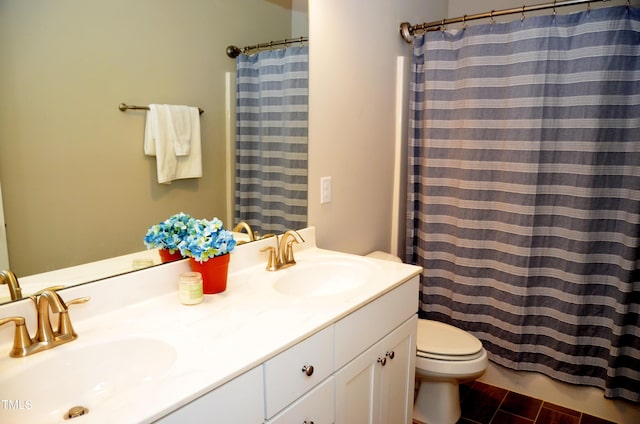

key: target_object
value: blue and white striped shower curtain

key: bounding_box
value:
[407,6,640,402]
[235,46,308,235]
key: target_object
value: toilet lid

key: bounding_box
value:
[417,319,483,357]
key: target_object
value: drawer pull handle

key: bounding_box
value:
[303,421,315,424]
[377,356,387,366]
[302,365,314,376]
[386,351,395,360]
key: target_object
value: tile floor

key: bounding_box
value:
[455,381,618,424]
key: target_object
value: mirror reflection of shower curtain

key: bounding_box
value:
[235,46,308,235]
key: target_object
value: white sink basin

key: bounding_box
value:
[272,256,380,297]
[0,337,176,423]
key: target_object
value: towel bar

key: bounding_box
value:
[119,103,204,115]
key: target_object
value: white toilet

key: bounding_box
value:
[365,251,488,424]
[413,319,488,424]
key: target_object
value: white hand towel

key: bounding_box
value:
[144,104,158,156]
[167,105,192,156]
[173,108,202,181]
[145,104,177,183]
[144,104,202,184]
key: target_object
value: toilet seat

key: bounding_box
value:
[417,319,483,361]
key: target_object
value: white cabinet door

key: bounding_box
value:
[379,316,417,424]
[334,315,417,424]
[267,377,335,424]
[156,366,264,424]
[335,339,381,424]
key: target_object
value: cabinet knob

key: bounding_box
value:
[377,356,387,366]
[386,351,395,360]
[301,365,314,376]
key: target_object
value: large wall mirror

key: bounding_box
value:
[0,0,309,304]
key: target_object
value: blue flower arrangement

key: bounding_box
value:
[144,212,192,254]
[177,217,236,263]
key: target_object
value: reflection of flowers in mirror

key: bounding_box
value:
[144,212,192,254]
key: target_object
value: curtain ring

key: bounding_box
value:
[441,18,446,32]
[462,14,467,29]
[552,0,557,17]
[521,5,526,22]
[490,10,495,25]
[587,2,591,13]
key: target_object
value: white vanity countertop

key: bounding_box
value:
[0,228,422,423]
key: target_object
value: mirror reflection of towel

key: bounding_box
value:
[169,105,192,156]
[144,104,202,184]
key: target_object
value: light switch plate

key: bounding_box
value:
[320,176,332,204]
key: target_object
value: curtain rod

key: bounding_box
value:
[400,0,612,42]
[226,36,308,58]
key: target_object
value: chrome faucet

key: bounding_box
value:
[260,230,305,271]
[0,269,22,301]
[0,289,89,357]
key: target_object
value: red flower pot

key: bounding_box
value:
[159,249,183,263]
[189,254,230,294]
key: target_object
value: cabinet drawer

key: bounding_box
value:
[156,366,264,423]
[334,276,418,369]
[267,377,335,424]
[264,325,334,418]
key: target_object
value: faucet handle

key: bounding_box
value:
[0,316,32,357]
[66,296,91,307]
[260,246,280,271]
[282,240,298,266]
[57,296,90,338]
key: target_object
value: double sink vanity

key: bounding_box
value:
[0,227,422,423]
